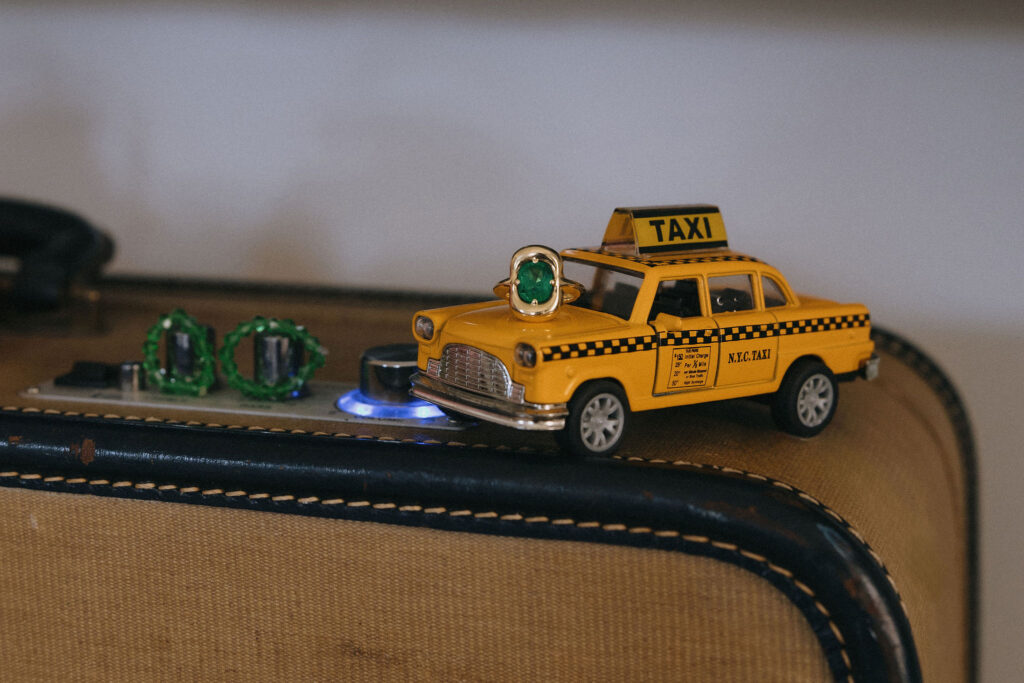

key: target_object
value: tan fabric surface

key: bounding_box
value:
[0,282,971,681]
[0,486,830,682]
[622,352,968,683]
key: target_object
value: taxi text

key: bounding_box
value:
[727,348,772,364]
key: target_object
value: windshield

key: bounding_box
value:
[563,258,644,321]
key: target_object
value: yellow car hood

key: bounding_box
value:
[440,302,633,350]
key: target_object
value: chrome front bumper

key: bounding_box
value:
[410,372,568,431]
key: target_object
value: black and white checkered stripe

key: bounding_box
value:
[573,248,762,268]
[659,328,723,345]
[662,314,870,345]
[774,314,870,336]
[541,335,658,362]
[541,314,869,361]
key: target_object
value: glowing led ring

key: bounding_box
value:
[493,245,583,320]
[219,317,327,401]
[142,309,217,396]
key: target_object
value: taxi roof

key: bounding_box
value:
[562,246,775,278]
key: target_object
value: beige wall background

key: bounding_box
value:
[0,2,1020,679]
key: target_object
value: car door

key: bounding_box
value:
[650,277,720,395]
[709,272,779,387]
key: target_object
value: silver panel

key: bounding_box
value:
[20,379,465,431]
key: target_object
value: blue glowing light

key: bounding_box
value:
[335,389,445,420]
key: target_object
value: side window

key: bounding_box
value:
[648,278,702,321]
[708,274,754,314]
[762,276,789,308]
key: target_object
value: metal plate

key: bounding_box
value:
[21,379,466,431]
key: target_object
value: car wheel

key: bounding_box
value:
[557,381,630,457]
[771,360,838,437]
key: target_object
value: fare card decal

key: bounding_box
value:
[669,345,711,388]
[633,211,727,254]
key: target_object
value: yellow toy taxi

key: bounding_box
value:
[411,205,879,457]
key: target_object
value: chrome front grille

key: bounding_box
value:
[428,344,523,402]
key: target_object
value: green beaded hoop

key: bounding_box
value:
[142,309,217,396]
[219,317,326,401]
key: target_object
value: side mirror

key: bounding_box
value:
[652,312,688,331]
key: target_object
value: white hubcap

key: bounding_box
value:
[796,374,834,427]
[580,393,624,450]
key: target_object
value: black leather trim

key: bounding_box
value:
[0,198,113,311]
[0,404,919,682]
[92,273,486,308]
[871,328,978,683]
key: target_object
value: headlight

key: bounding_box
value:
[414,315,434,341]
[514,343,537,368]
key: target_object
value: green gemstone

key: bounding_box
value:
[516,260,554,304]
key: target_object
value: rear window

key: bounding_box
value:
[708,274,754,313]
[762,276,789,308]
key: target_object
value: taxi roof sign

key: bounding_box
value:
[602,204,728,255]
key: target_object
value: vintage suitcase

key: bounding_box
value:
[0,276,975,682]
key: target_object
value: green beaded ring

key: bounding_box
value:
[142,309,217,396]
[219,317,326,401]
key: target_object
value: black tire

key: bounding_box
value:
[771,360,838,437]
[556,381,630,457]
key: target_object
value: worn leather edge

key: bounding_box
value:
[0,405,918,682]
[95,273,486,307]
[870,328,978,683]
